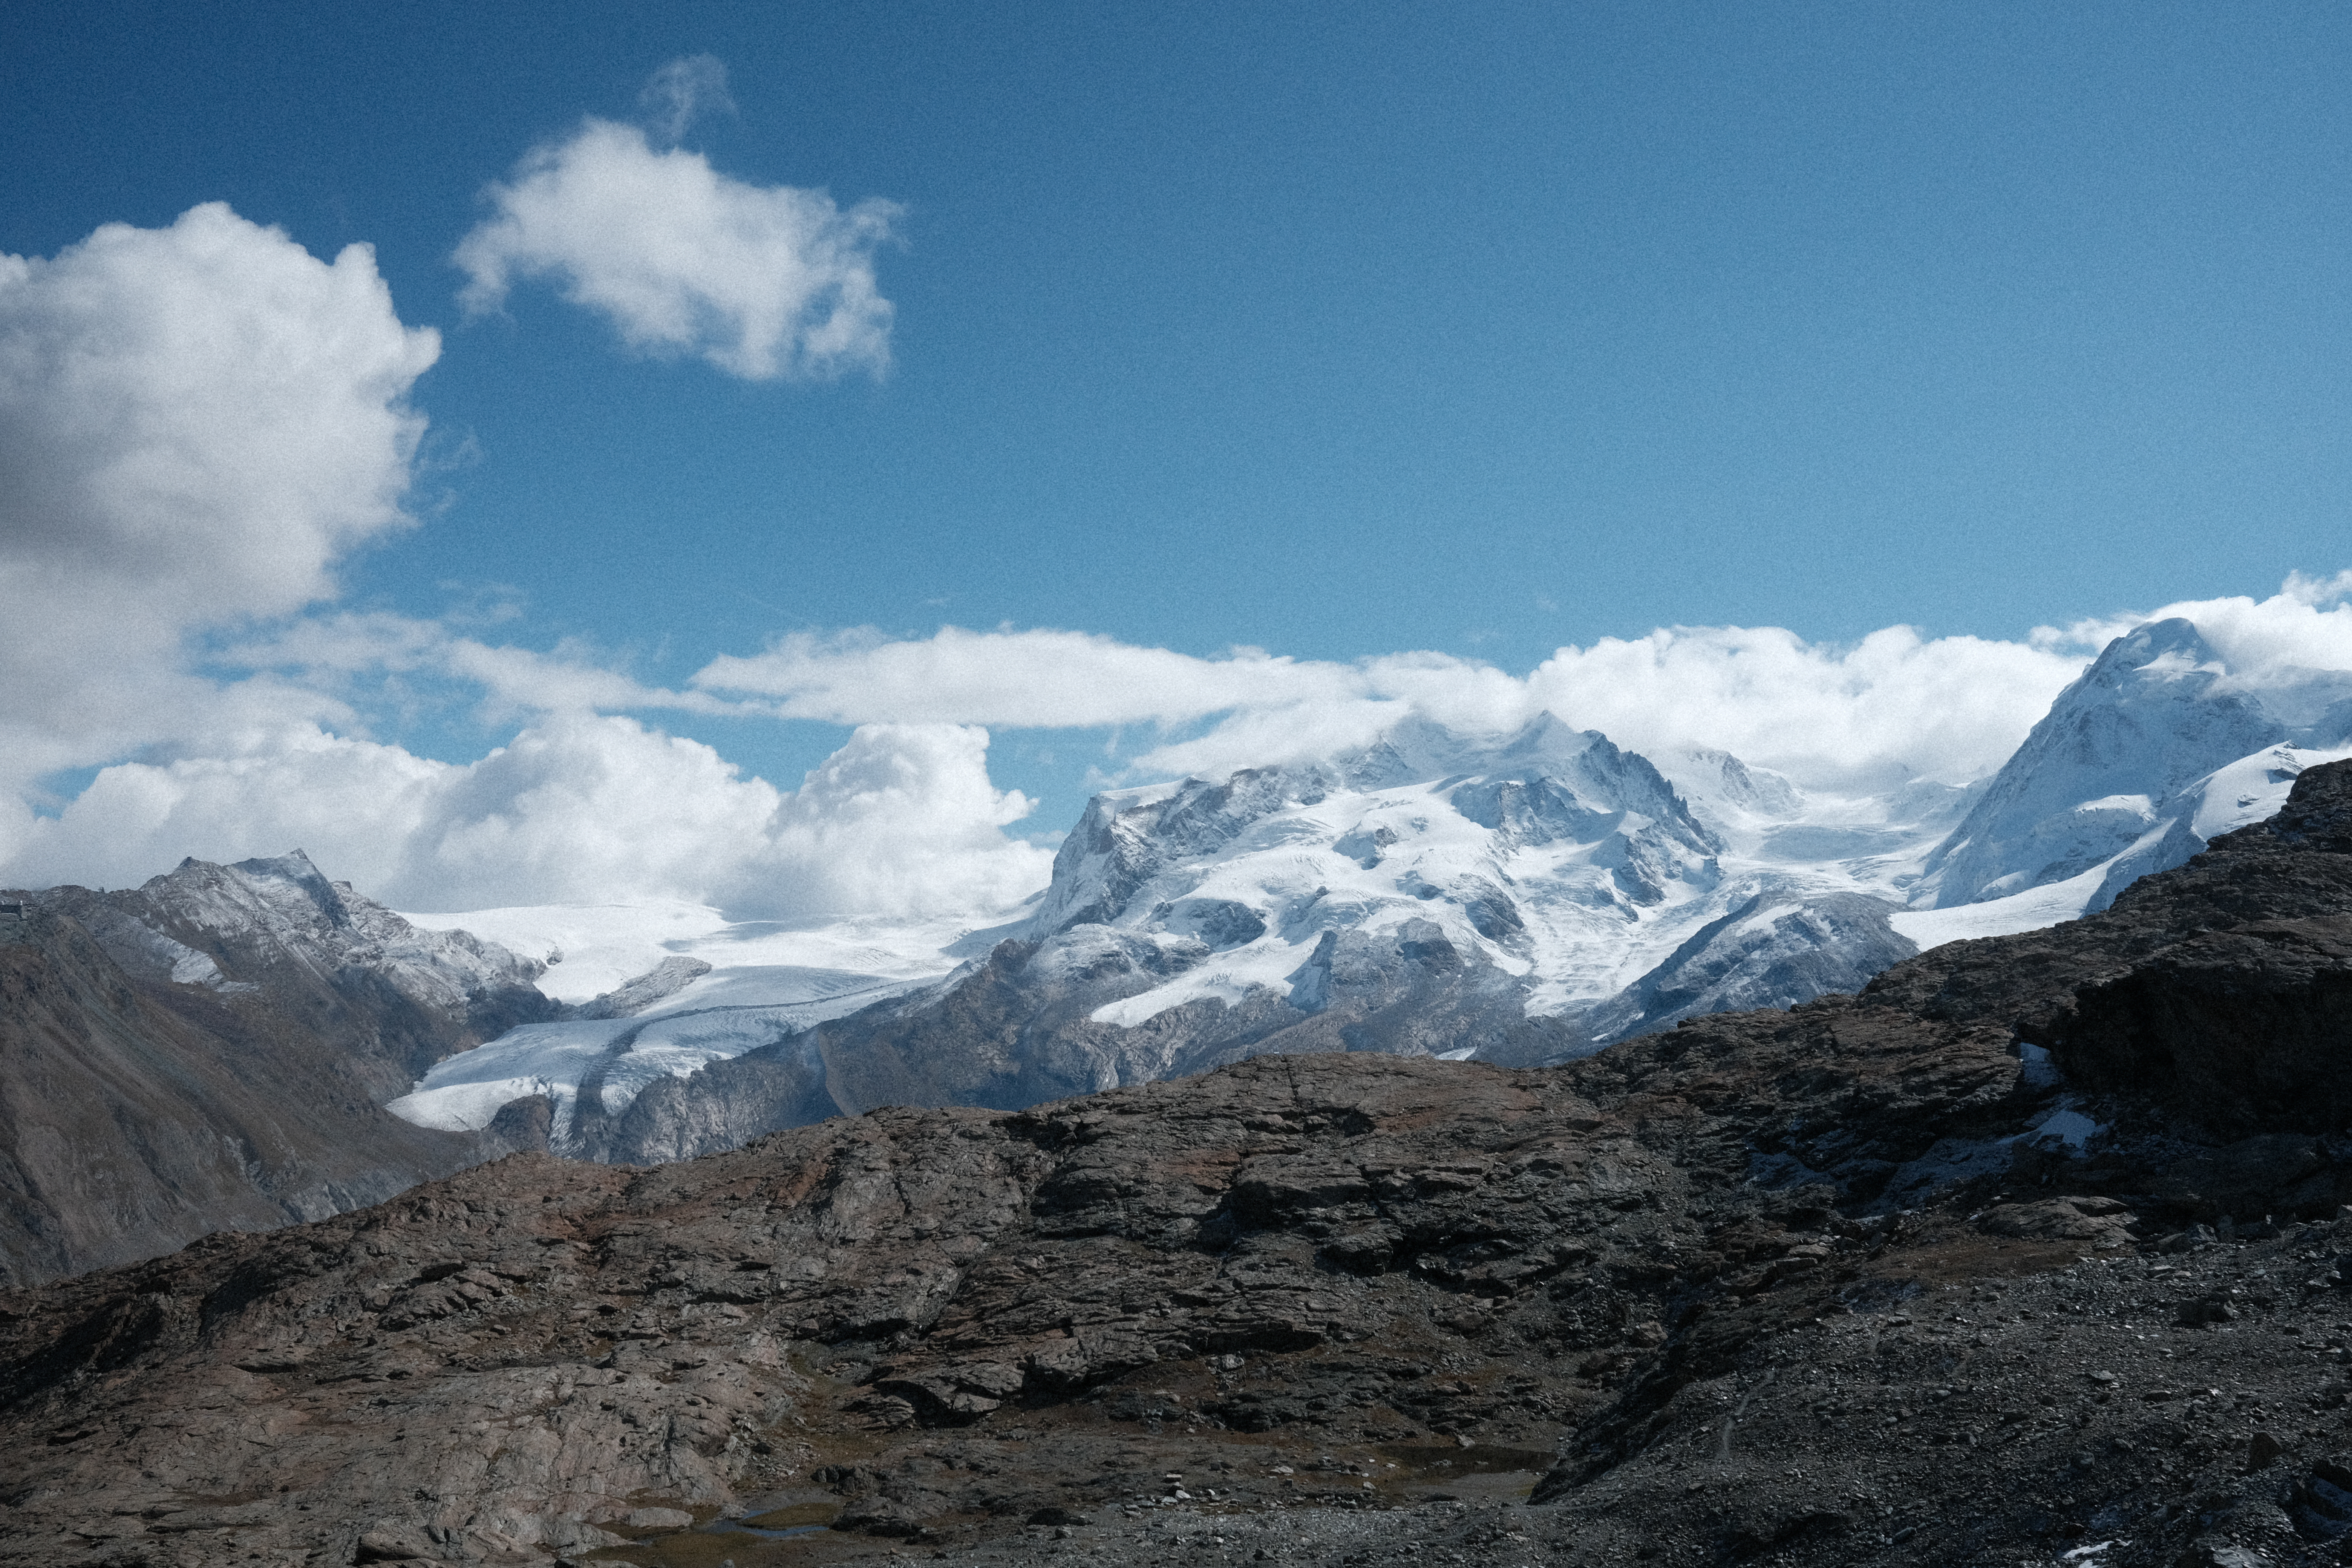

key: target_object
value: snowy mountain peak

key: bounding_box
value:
[1033,715,1722,944]
[166,848,361,940]
[1330,710,1496,787]
[1012,712,1780,1052]
[1920,618,2352,911]
[2084,616,2224,684]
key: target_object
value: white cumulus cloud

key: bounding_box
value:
[760,723,1049,920]
[0,202,439,790]
[0,200,1056,923]
[454,116,900,381]
[5,727,450,896]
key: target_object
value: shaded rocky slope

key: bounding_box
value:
[34,851,554,1101]
[8,764,2352,1565]
[0,854,554,1286]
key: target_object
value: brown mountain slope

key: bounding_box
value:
[1,854,554,1287]
[5,764,2352,1566]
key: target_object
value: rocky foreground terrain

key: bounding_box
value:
[11,764,2352,1566]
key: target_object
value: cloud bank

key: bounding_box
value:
[3,716,1048,920]
[16,562,2352,916]
[696,622,2088,792]
[454,116,900,381]
[696,576,2352,798]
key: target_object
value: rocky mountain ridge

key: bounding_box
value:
[50,851,554,1086]
[0,853,556,1286]
[8,760,2352,1565]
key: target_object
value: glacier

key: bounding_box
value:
[384,906,978,1135]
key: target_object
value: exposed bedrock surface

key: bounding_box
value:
[10,765,2352,1565]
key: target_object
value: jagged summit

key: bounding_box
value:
[89,849,552,1071]
[1034,714,1718,944]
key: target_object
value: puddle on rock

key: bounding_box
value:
[706,1501,835,1540]
[580,1500,838,1567]
[1375,1442,1554,1476]
[1372,1441,1553,1504]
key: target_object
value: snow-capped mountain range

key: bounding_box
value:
[354,615,2352,1155]
[15,615,2345,1276]
[18,617,2330,1162]
[9,614,2344,1272]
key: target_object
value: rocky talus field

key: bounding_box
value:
[14,764,2352,1567]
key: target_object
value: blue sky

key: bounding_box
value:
[6,2,2352,910]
